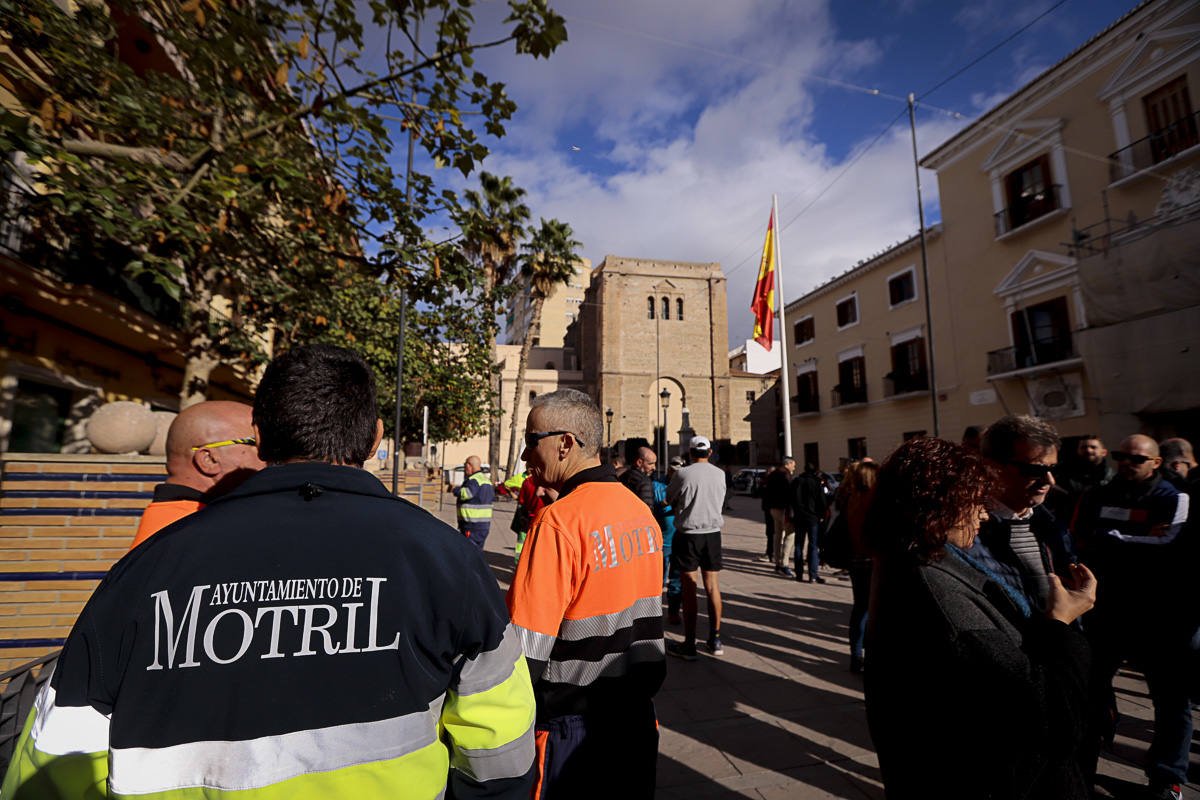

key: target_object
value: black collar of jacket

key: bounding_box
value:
[559,463,618,498]
[152,483,210,503]
[208,462,395,506]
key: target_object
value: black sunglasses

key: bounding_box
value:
[1005,460,1057,480]
[1112,451,1156,465]
[524,430,583,450]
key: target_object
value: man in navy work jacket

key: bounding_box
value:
[456,454,496,549]
[2,344,536,800]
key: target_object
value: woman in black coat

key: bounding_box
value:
[864,437,1097,800]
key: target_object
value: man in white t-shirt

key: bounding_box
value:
[665,435,727,660]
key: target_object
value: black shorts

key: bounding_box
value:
[672,532,722,572]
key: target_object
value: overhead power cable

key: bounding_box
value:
[917,0,1068,100]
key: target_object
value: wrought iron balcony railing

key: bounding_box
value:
[884,372,929,397]
[993,184,1063,237]
[987,333,1077,376]
[1109,110,1200,182]
[831,384,867,407]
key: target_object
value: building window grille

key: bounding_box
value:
[677,298,684,320]
[661,297,670,320]
[647,297,655,319]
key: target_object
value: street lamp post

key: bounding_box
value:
[659,388,671,478]
[605,408,614,461]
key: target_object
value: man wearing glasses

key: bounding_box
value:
[130,400,264,549]
[1074,434,1191,800]
[962,414,1078,614]
[506,389,665,798]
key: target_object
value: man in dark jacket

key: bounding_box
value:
[2,345,538,799]
[764,460,795,576]
[1047,435,1115,523]
[619,446,657,512]
[791,463,828,583]
[1074,434,1191,800]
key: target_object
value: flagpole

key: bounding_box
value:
[772,194,794,459]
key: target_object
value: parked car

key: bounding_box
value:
[733,468,767,495]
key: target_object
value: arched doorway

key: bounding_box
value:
[646,377,685,460]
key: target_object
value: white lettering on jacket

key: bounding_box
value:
[147,577,398,670]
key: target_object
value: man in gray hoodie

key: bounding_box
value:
[666,436,727,660]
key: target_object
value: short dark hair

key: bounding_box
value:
[865,437,989,563]
[981,414,1060,463]
[962,425,986,440]
[254,344,379,465]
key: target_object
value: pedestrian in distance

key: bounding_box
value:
[130,400,264,549]
[2,344,538,799]
[790,461,828,583]
[865,437,1096,800]
[455,455,495,549]
[506,389,665,799]
[666,435,727,660]
[619,445,657,512]
[764,458,796,575]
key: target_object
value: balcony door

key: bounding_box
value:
[1010,296,1071,368]
[1143,76,1197,164]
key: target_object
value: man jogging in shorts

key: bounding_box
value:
[666,435,726,659]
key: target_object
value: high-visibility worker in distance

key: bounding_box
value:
[456,455,495,549]
[507,389,665,799]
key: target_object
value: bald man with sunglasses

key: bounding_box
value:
[131,401,264,548]
[1073,434,1192,799]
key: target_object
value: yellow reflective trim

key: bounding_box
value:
[458,509,493,520]
[0,705,107,800]
[441,656,535,752]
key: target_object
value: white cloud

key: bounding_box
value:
[460,0,969,343]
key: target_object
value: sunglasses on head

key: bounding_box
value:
[191,437,256,451]
[1005,460,1056,480]
[1112,451,1156,465]
[524,430,583,450]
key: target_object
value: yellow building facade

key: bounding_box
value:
[784,0,1200,467]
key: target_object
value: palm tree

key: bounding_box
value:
[505,218,582,477]
[459,173,531,471]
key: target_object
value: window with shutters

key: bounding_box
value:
[794,316,814,346]
[1143,76,1198,164]
[795,370,819,413]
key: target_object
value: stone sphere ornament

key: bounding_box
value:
[86,401,157,454]
[148,411,178,456]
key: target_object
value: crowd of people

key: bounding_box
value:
[1,342,1194,799]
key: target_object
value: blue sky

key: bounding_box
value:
[440,0,1140,346]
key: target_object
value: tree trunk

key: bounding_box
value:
[179,267,221,409]
[505,295,544,477]
[485,268,502,475]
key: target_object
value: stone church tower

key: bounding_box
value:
[570,256,731,453]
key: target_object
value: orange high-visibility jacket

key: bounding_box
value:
[130,484,208,550]
[506,466,666,721]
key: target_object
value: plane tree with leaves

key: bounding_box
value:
[504,217,581,477]
[0,0,566,411]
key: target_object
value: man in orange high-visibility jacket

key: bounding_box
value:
[507,389,666,799]
[130,401,264,549]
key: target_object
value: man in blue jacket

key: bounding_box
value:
[1,345,536,800]
[456,455,495,549]
[1075,434,1191,800]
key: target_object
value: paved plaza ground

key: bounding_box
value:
[428,486,1200,799]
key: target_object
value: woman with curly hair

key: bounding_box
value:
[864,437,1096,799]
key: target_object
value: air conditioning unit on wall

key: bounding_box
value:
[1026,373,1085,420]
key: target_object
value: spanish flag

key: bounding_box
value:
[750,210,776,350]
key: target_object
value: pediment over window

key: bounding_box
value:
[1098,24,1200,101]
[981,119,1065,174]
[994,250,1077,297]
[652,279,679,292]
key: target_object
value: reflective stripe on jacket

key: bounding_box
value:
[1,463,535,800]
[457,471,495,522]
[506,465,666,722]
